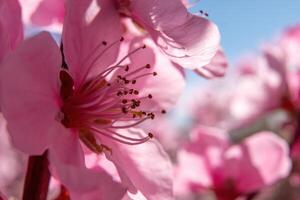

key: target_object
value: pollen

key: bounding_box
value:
[59,38,158,154]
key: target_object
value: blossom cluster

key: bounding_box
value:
[0,0,299,200]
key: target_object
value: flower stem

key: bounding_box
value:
[22,150,50,200]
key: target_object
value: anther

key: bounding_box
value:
[153,72,157,76]
[122,99,128,104]
[102,41,107,45]
[148,94,152,99]
[120,37,124,42]
[122,107,128,114]
[148,132,154,139]
[132,80,136,84]
[125,65,129,71]
[161,109,166,114]
[145,64,151,69]
[133,90,139,95]
[142,45,146,49]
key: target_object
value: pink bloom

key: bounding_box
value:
[222,25,300,128]
[0,0,23,60]
[195,48,228,79]
[175,126,291,200]
[1,0,184,198]
[20,0,223,77]
[0,114,26,199]
[230,54,284,126]
[19,0,64,32]
[187,79,239,131]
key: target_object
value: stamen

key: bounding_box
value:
[59,36,158,151]
[90,127,152,145]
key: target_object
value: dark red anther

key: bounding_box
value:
[122,99,128,104]
[148,94,152,99]
[120,37,124,42]
[153,72,157,76]
[133,90,139,95]
[132,80,136,84]
[122,107,128,114]
[148,132,154,139]
[161,109,166,114]
[142,44,146,49]
[145,64,151,69]
[102,41,107,45]
[125,65,129,71]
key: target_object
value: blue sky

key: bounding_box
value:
[186,0,300,84]
[172,0,300,126]
[192,0,300,62]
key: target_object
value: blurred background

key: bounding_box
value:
[172,0,300,129]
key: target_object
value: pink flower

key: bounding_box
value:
[230,55,284,126]
[0,114,26,199]
[187,79,239,131]
[19,0,64,32]
[20,0,223,77]
[0,0,184,198]
[174,126,291,199]
[0,0,23,61]
[195,48,228,79]
[234,24,300,123]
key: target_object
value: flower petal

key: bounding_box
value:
[0,0,23,60]
[175,126,229,193]
[62,0,121,84]
[195,48,228,78]
[130,0,220,69]
[113,37,185,111]
[49,125,127,198]
[223,132,291,193]
[30,0,64,28]
[0,32,61,155]
[102,128,173,200]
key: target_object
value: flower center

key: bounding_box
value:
[58,39,161,154]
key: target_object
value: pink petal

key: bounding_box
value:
[62,0,122,84]
[49,126,126,197]
[0,32,61,155]
[0,0,23,60]
[175,149,213,193]
[0,114,24,195]
[102,128,173,200]
[127,36,186,110]
[20,0,63,32]
[287,71,300,107]
[175,126,229,193]
[230,55,283,126]
[224,132,291,193]
[70,167,126,200]
[130,0,220,69]
[244,132,291,185]
[195,48,228,78]
[30,0,64,27]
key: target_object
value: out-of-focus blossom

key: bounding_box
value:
[19,0,64,32]
[0,0,23,61]
[195,48,228,79]
[20,0,225,78]
[187,79,239,131]
[0,0,185,198]
[0,115,25,199]
[175,126,291,200]
[230,55,284,127]
[230,24,300,126]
